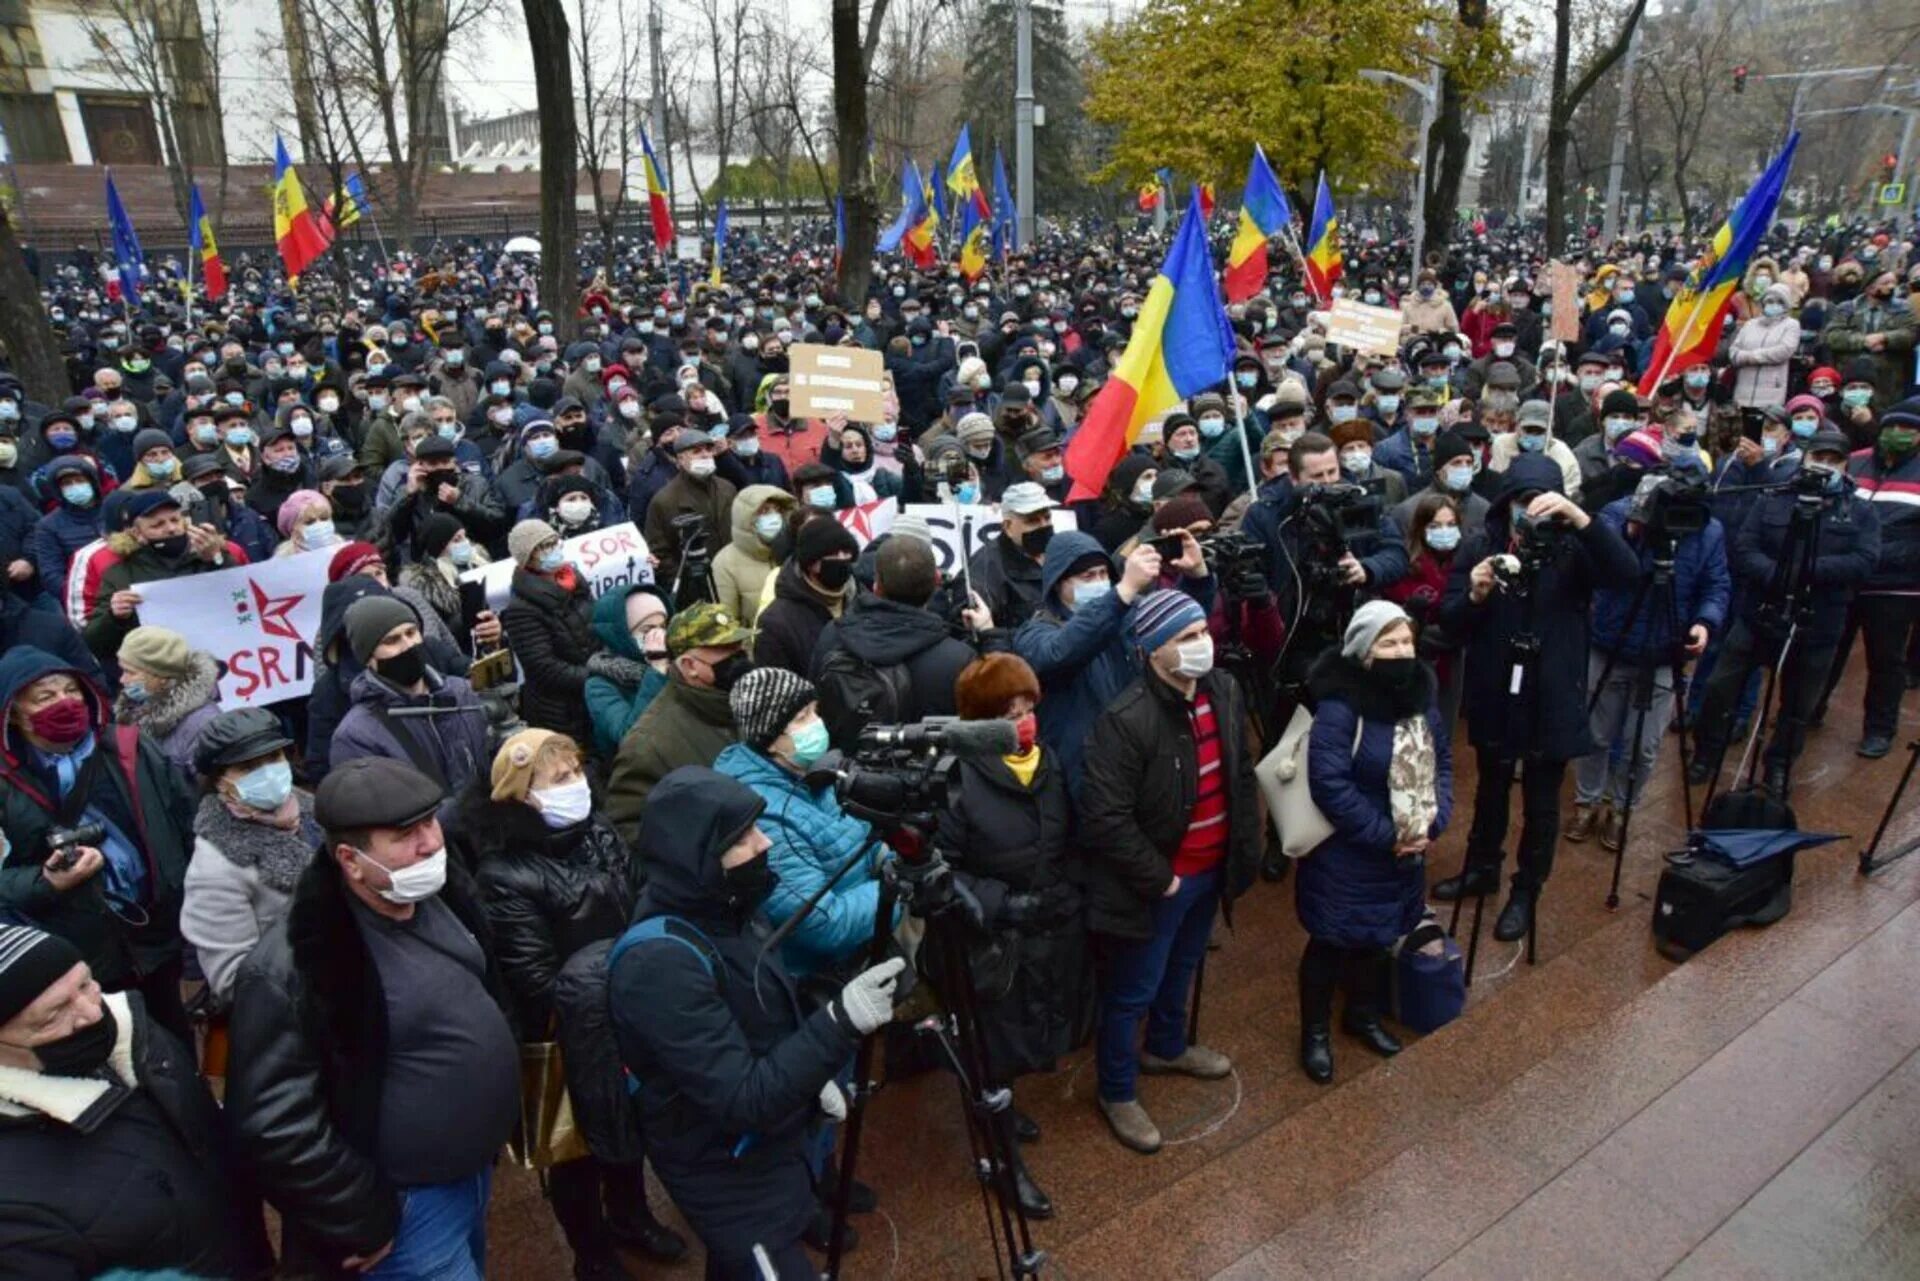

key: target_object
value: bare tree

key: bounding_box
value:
[1643,0,1748,234]
[524,0,582,334]
[572,0,647,270]
[689,0,755,213]
[832,0,893,305]
[1545,0,1648,246]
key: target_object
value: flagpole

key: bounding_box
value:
[1642,286,1716,394]
[184,222,195,332]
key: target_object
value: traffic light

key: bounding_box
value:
[1733,65,1748,94]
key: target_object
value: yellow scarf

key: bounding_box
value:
[1003,746,1041,788]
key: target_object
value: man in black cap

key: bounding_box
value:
[227,756,518,1279]
[84,488,235,661]
[0,921,273,1278]
[755,515,859,677]
[646,430,737,590]
[180,452,277,566]
[1015,426,1070,504]
[329,594,490,803]
[374,433,506,565]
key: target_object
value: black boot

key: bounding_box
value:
[600,1163,688,1263]
[550,1159,638,1280]
[1300,1023,1334,1084]
[1431,864,1499,902]
[1494,887,1536,943]
[1012,1107,1041,1143]
[804,1207,857,1254]
[1763,762,1790,799]
[1342,1012,1403,1058]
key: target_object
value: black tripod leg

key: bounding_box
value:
[1607,686,1655,911]
[823,874,902,1280]
[1859,739,1920,876]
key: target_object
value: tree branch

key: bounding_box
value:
[1565,0,1649,116]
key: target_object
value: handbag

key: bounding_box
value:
[508,1039,590,1170]
[1390,917,1466,1033]
[1254,705,1363,859]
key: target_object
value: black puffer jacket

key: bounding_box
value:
[501,565,601,743]
[457,791,641,1033]
[810,590,981,722]
[1079,668,1262,941]
[753,559,848,677]
[932,750,1090,1078]
[223,854,509,1278]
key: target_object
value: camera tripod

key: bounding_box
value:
[1858,737,1920,876]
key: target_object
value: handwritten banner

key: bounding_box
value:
[460,521,654,612]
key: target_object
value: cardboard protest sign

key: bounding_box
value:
[788,343,887,422]
[461,522,654,612]
[1323,299,1404,355]
[1549,261,1582,342]
[135,549,332,708]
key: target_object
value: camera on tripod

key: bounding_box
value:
[1298,483,1380,589]
[1198,530,1269,600]
[669,511,715,607]
[1636,474,1711,545]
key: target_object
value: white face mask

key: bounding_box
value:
[1173,635,1215,679]
[557,497,594,525]
[356,846,447,904]
[532,777,592,828]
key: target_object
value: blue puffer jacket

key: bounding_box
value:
[1296,651,1452,949]
[28,472,104,598]
[1588,499,1732,664]
[1012,531,1214,797]
[712,742,888,980]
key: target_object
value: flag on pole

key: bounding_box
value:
[1303,170,1342,304]
[1197,182,1216,222]
[1152,167,1173,232]
[103,170,144,304]
[1136,182,1162,213]
[638,127,675,252]
[957,197,988,283]
[1225,145,1293,303]
[710,198,729,287]
[272,136,334,282]
[1639,133,1800,395]
[878,160,927,253]
[188,181,227,301]
[833,195,846,274]
[945,125,991,220]
[323,172,369,231]
[906,161,940,269]
[991,148,1017,256]
[1064,188,1235,503]
[929,152,950,230]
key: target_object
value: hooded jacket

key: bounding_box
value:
[754,558,852,677]
[810,590,980,722]
[583,585,670,757]
[607,767,855,1252]
[27,457,104,598]
[711,484,794,626]
[0,588,101,685]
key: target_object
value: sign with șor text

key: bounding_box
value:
[135,548,333,708]
[788,343,887,423]
[460,522,654,612]
[1322,299,1404,355]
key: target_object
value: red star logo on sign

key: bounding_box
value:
[250,579,305,642]
[837,498,891,546]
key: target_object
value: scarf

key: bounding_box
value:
[1388,715,1439,847]
[194,789,319,894]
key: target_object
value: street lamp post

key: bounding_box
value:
[1360,65,1440,268]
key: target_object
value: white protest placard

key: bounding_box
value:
[901,502,1076,578]
[135,548,333,708]
[1323,298,1404,355]
[833,497,898,547]
[788,343,887,422]
[674,235,704,262]
[460,522,654,612]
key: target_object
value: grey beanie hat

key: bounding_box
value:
[728,666,818,752]
[1342,599,1412,661]
[508,518,560,567]
[344,595,420,666]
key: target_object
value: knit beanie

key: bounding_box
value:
[1343,599,1411,661]
[117,625,194,680]
[1152,493,1211,533]
[729,666,817,751]
[956,412,996,447]
[1614,428,1665,469]
[344,595,419,666]
[794,514,858,566]
[327,540,384,583]
[489,727,565,802]
[414,512,463,561]
[276,489,328,539]
[132,428,172,459]
[1600,389,1642,420]
[0,925,84,1026]
[890,512,934,547]
[1127,588,1208,654]
[953,653,1040,721]
[1431,429,1473,466]
[508,518,560,567]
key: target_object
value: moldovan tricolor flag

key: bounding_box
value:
[638,127,675,252]
[1638,133,1800,396]
[188,181,227,301]
[1224,145,1293,303]
[272,136,333,282]
[1064,188,1234,503]
[1303,170,1341,305]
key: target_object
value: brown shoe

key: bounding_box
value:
[1141,1044,1233,1079]
[1564,803,1600,844]
[1098,1097,1163,1154]
[1600,810,1627,853]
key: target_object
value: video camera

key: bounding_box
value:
[806,718,1020,860]
[1636,474,1712,545]
[1198,530,1270,601]
[1491,506,1577,595]
[1298,482,1382,589]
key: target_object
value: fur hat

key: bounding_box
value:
[953,653,1040,721]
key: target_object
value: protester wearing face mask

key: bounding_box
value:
[85,490,233,661]
[1823,270,1916,409]
[209,405,259,482]
[1489,399,1581,500]
[269,489,335,558]
[112,624,221,778]
[1827,358,1886,447]
[1727,284,1801,410]
[645,432,737,592]
[707,484,797,628]
[226,755,518,1281]
[1296,601,1451,1084]
[0,649,198,1043]
[606,602,757,834]
[1829,399,1920,760]
[1331,419,1408,505]
[27,455,109,599]
[573,585,670,758]
[753,514,859,678]
[396,512,491,649]
[330,595,490,807]
[1400,267,1460,339]
[1079,589,1257,1153]
[1373,384,1448,492]
[0,922,274,1280]
[1384,493,1469,731]
[499,519,606,747]
[454,729,690,1275]
[1464,322,1537,400]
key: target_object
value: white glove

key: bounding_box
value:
[818,1079,848,1122]
[833,956,907,1036]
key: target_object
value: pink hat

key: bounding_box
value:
[1614,428,1664,469]
[276,488,328,538]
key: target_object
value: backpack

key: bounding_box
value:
[606,915,725,1097]
[815,645,913,751]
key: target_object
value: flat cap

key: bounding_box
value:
[315,756,443,832]
[194,707,294,776]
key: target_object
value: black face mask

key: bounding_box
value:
[813,558,854,591]
[720,851,775,913]
[376,642,427,687]
[35,1004,117,1076]
[147,532,190,561]
[330,481,369,514]
[1372,656,1420,690]
[769,398,791,420]
[709,651,753,692]
[1020,524,1055,558]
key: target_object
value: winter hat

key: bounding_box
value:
[1880,396,1920,430]
[414,512,464,561]
[1330,418,1372,450]
[1127,588,1208,654]
[344,595,419,666]
[275,489,328,538]
[327,540,384,583]
[1342,599,1411,661]
[1614,428,1665,469]
[1432,429,1474,466]
[1600,389,1642,419]
[0,925,84,1027]
[956,412,997,448]
[117,625,194,681]
[953,653,1041,721]
[1109,453,1156,499]
[729,666,817,751]
[1841,356,1879,386]
[890,512,934,547]
[1152,493,1211,532]
[131,428,172,458]
[489,727,565,802]
[794,515,858,566]
[508,518,561,567]
[1807,365,1840,388]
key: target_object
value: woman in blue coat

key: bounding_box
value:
[1296,601,1453,1085]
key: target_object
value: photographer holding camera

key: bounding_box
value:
[1434,454,1640,941]
[1691,430,1881,796]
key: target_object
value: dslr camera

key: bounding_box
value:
[1198,530,1271,601]
[45,821,106,873]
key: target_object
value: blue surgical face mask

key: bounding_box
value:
[448,539,474,566]
[1040,463,1065,483]
[1761,434,1782,458]
[1425,523,1461,552]
[193,423,218,446]
[787,717,831,767]
[1842,387,1872,408]
[233,759,294,811]
[491,380,512,398]
[47,429,77,449]
[61,481,95,506]
[121,678,149,704]
[1684,371,1710,390]
[734,436,761,457]
[1411,415,1439,437]
[1443,464,1474,492]
[225,426,254,447]
[301,519,337,546]
[1236,371,1258,389]
[1198,415,1226,438]
[1070,578,1111,609]
[754,512,785,542]
[1376,395,1401,415]
[872,423,898,443]
[527,435,558,459]
[538,547,567,572]
[1518,433,1547,453]
[1790,417,1818,439]
[807,485,836,509]
[145,458,177,480]
[1329,403,1358,424]
[1132,479,1155,504]
[1605,417,1637,441]
[1171,444,1200,461]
